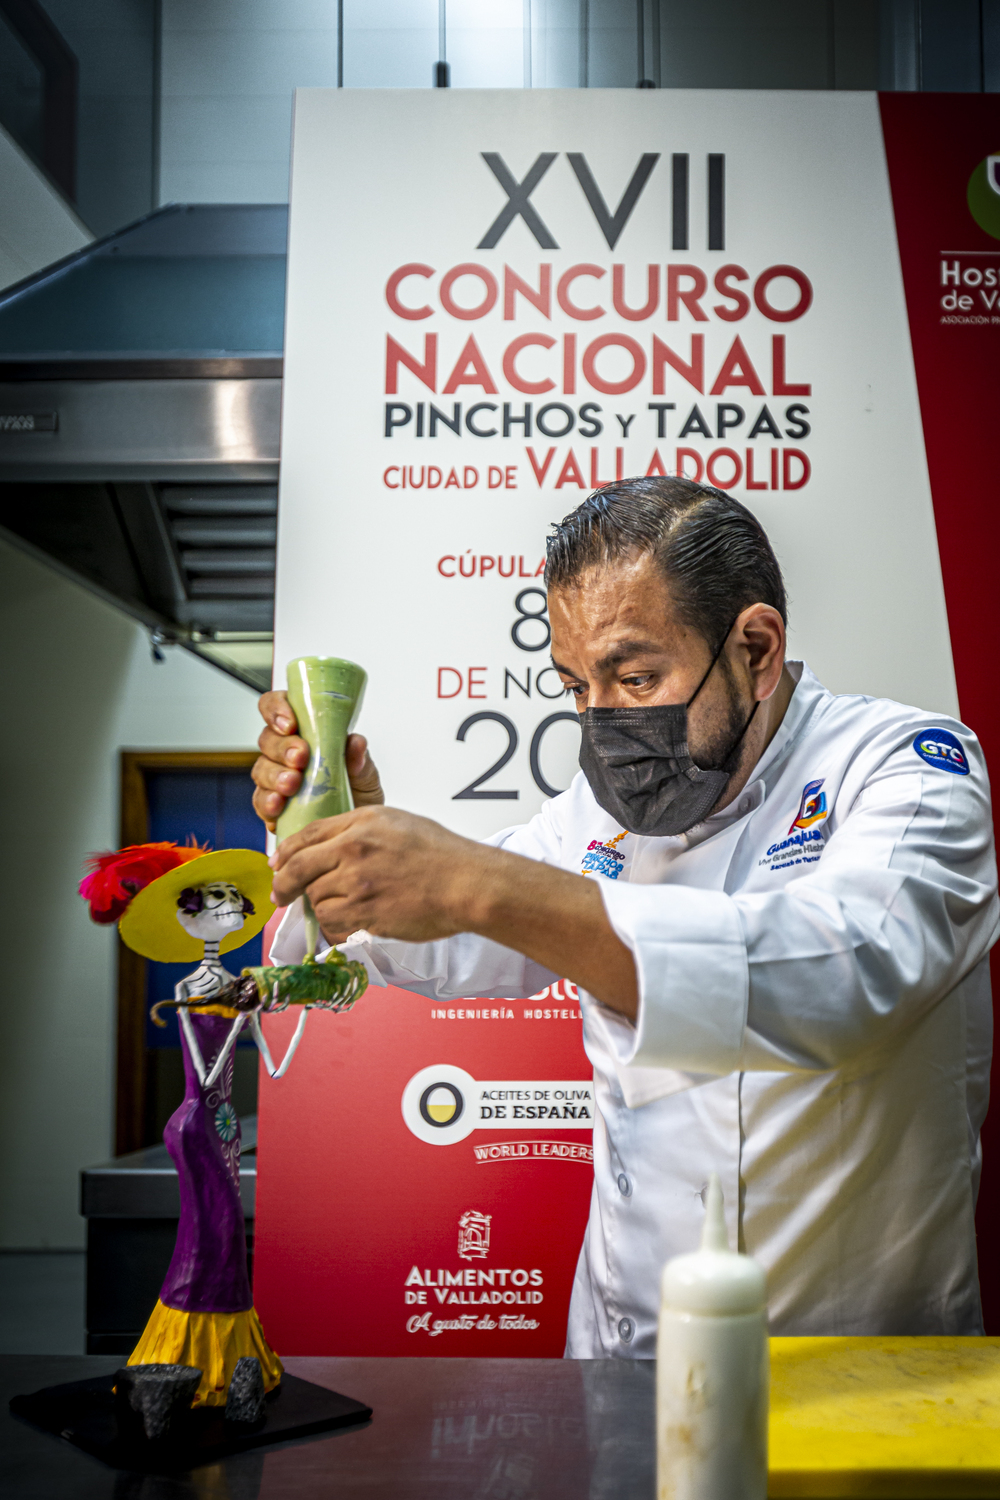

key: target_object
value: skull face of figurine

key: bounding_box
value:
[175,881,252,942]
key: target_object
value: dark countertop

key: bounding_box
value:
[1,1354,655,1498]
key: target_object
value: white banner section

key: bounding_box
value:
[276,89,957,839]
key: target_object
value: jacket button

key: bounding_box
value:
[617,1317,635,1343]
[617,1173,631,1197]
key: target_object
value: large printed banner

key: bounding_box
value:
[255,89,999,1353]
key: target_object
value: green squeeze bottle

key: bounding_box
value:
[276,655,368,962]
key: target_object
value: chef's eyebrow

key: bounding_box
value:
[551,640,664,676]
[595,639,662,669]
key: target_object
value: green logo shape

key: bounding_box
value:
[968,153,1000,239]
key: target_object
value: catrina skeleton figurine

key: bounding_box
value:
[79,659,369,1408]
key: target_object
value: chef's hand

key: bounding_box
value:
[271,806,481,944]
[270,805,639,1018]
[251,690,384,833]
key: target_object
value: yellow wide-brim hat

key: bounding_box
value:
[118,849,276,964]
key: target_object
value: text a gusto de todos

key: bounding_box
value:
[381,260,814,497]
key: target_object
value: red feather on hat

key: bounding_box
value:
[79,840,210,925]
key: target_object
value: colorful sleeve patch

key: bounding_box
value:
[789,778,828,833]
[913,728,970,775]
[581,831,628,879]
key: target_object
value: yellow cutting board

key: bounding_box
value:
[769,1337,1000,1498]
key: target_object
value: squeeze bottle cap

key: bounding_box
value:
[660,1174,767,1316]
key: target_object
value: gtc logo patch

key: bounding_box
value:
[789,778,828,833]
[913,728,969,775]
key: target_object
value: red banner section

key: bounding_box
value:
[253,982,592,1356]
[879,94,1000,1329]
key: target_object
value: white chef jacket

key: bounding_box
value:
[272,662,999,1355]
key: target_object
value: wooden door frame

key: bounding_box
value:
[116,749,259,1155]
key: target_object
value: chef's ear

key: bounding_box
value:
[737,605,785,694]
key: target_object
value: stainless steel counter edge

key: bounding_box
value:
[0,378,281,479]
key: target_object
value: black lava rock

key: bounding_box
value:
[115,1363,202,1441]
[225,1356,265,1424]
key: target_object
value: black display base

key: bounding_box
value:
[9,1371,372,1472]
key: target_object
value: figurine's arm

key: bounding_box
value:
[177,963,236,1003]
[173,973,247,1090]
[249,1008,311,1081]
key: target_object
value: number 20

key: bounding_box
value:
[453,711,580,800]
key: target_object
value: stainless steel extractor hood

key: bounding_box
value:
[0,203,287,691]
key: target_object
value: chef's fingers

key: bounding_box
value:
[272,809,375,864]
[252,720,310,832]
[257,723,310,774]
[345,734,385,806]
[251,736,308,830]
[311,890,375,946]
[259,690,297,736]
[269,820,359,902]
[252,783,281,834]
[248,750,301,834]
[253,740,307,797]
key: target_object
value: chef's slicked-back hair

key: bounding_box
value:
[544,476,787,652]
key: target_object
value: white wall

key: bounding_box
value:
[0,123,90,291]
[157,1,873,210]
[160,0,339,205]
[0,539,262,1248]
[157,0,636,205]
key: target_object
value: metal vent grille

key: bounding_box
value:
[157,483,276,633]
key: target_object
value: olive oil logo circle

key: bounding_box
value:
[967,153,1000,239]
[420,1081,464,1128]
[402,1064,477,1144]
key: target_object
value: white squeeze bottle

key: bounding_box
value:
[656,1173,768,1500]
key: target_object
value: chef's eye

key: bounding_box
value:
[566,681,587,697]
[622,674,653,687]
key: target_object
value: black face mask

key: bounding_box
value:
[578,623,759,838]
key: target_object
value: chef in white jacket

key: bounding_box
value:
[255,476,999,1355]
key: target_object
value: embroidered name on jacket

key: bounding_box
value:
[581,831,628,879]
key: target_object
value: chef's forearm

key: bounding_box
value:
[459,846,638,1020]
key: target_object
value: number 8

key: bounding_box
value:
[511,588,550,653]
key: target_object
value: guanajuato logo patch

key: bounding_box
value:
[757,777,828,874]
[401,1064,593,1145]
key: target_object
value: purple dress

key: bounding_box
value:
[160,1013,251,1314]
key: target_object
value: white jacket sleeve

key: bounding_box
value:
[599,731,1000,1075]
[268,798,568,1001]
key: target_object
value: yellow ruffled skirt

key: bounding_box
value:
[127,1300,284,1407]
